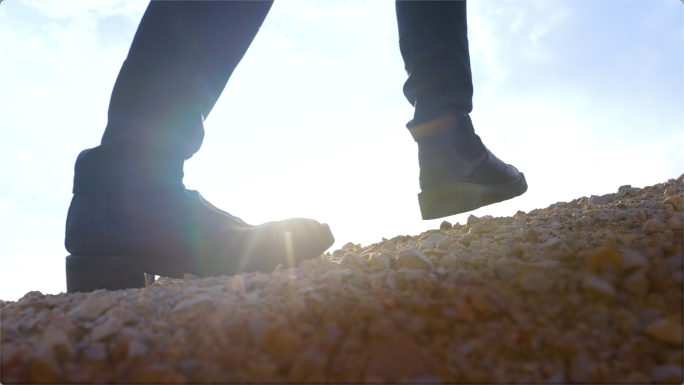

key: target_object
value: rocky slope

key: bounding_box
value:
[1,176,683,384]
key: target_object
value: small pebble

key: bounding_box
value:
[644,319,683,346]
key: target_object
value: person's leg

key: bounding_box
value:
[397,2,472,122]
[396,0,483,159]
[396,0,527,219]
[65,1,334,292]
[74,1,274,193]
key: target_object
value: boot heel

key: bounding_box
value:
[418,174,528,220]
[418,183,483,220]
[66,255,155,293]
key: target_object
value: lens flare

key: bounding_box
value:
[284,231,295,268]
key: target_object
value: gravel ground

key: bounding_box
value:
[2,176,683,384]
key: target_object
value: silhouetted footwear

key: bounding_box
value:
[411,113,527,220]
[64,189,334,292]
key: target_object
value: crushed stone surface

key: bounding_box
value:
[2,176,683,383]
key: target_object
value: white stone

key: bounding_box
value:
[620,250,649,272]
[395,247,434,270]
[42,326,68,348]
[438,254,458,270]
[519,274,552,293]
[650,365,683,383]
[469,221,498,235]
[496,265,518,280]
[616,234,636,245]
[91,317,123,342]
[589,194,615,205]
[228,275,246,293]
[641,219,665,235]
[644,319,683,346]
[623,270,649,296]
[168,294,215,326]
[381,241,397,251]
[319,270,342,286]
[528,260,562,270]
[420,234,446,250]
[339,252,367,269]
[369,253,391,271]
[384,275,397,291]
[669,213,683,231]
[128,340,148,357]
[498,244,511,256]
[582,275,615,301]
[83,343,107,361]
[67,295,117,321]
[106,306,137,326]
[245,291,260,304]
[248,314,270,344]
[538,237,564,251]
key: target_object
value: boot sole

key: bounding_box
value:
[65,255,161,293]
[65,223,335,293]
[418,173,528,220]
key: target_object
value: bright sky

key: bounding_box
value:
[0,0,682,301]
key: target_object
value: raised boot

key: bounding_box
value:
[64,189,334,292]
[395,2,526,219]
[412,113,527,220]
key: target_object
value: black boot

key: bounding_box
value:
[411,113,527,220]
[64,189,334,292]
[396,1,527,219]
[62,1,336,293]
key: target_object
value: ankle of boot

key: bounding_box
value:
[449,113,485,161]
[408,114,457,142]
[73,148,186,194]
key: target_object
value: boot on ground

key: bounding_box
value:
[64,189,334,292]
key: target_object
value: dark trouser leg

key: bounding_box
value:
[396,0,483,159]
[73,1,273,194]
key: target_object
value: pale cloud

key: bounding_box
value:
[468,0,682,149]
[21,0,147,20]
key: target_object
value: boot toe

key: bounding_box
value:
[276,218,335,262]
[221,217,334,274]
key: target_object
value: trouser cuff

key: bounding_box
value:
[72,148,185,194]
